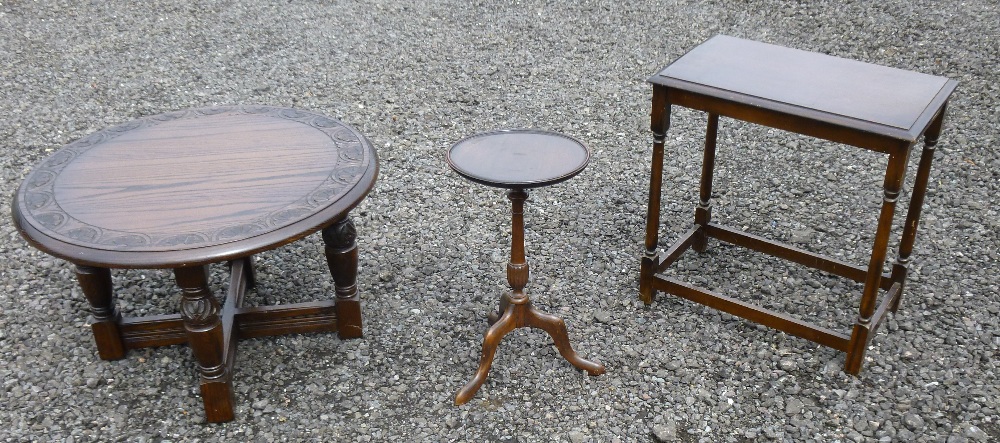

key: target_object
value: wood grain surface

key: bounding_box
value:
[13,106,378,267]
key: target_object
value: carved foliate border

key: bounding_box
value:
[18,105,373,252]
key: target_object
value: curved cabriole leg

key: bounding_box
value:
[523,302,605,376]
[75,265,126,360]
[175,265,234,422]
[458,187,603,405]
[323,216,363,339]
[455,304,519,405]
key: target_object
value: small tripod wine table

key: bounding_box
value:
[446,129,605,406]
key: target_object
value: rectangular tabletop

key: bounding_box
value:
[649,35,957,147]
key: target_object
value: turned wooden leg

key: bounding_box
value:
[175,265,234,423]
[693,112,719,253]
[640,85,671,305]
[890,105,946,313]
[75,265,125,360]
[323,216,363,339]
[454,302,519,406]
[845,149,910,375]
[522,302,605,375]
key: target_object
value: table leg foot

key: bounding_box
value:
[844,319,872,375]
[455,305,518,406]
[200,377,236,423]
[175,265,235,422]
[323,217,363,339]
[523,303,605,376]
[75,265,126,360]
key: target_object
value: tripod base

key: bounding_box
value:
[455,293,605,406]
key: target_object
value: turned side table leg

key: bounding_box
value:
[323,216,363,339]
[845,149,910,375]
[640,86,671,305]
[891,105,946,313]
[175,265,234,423]
[75,265,125,360]
[507,189,530,302]
[693,112,719,252]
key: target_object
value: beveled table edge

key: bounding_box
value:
[445,128,591,189]
[12,160,377,269]
[10,109,380,269]
[647,35,959,144]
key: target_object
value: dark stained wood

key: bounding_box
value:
[323,216,363,339]
[641,36,956,376]
[890,106,946,313]
[639,86,671,305]
[448,131,604,406]
[118,301,343,348]
[75,265,126,360]
[650,35,957,147]
[653,226,700,274]
[10,105,379,423]
[693,112,719,252]
[175,265,233,423]
[13,105,378,269]
[235,302,340,338]
[446,129,590,189]
[704,223,893,289]
[455,292,607,406]
[120,314,187,348]
[652,276,851,352]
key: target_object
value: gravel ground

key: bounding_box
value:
[1,1,998,441]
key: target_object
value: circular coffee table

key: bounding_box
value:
[12,105,378,422]
[446,129,605,406]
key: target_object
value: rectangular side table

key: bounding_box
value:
[640,35,957,374]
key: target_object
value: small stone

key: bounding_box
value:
[593,310,612,323]
[790,228,815,243]
[785,398,804,416]
[445,417,458,429]
[568,431,587,443]
[854,419,868,432]
[653,419,677,441]
[902,413,925,431]
[965,425,989,441]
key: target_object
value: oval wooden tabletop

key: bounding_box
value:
[13,105,378,268]
[446,129,590,189]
